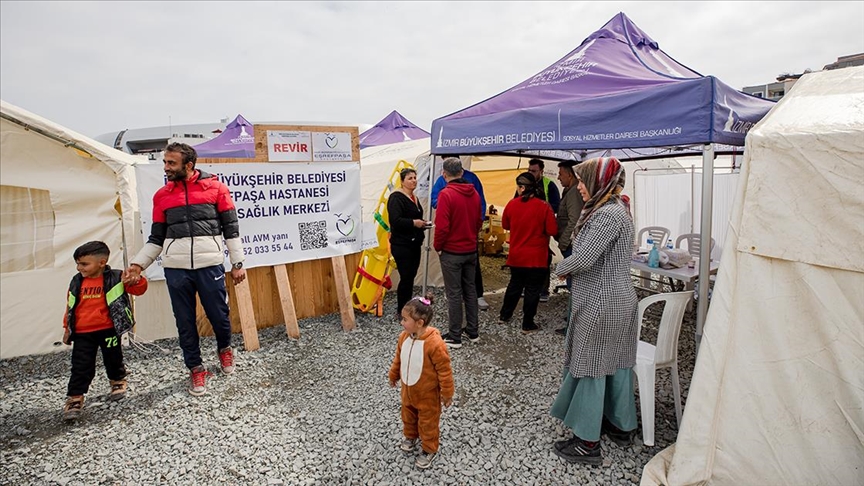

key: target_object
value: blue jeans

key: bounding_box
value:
[165,265,233,369]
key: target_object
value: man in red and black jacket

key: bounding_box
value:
[125,143,246,396]
[433,157,482,349]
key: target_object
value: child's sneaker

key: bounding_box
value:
[415,451,437,469]
[400,437,419,453]
[218,346,235,374]
[188,366,212,396]
[62,395,84,421]
[108,379,128,401]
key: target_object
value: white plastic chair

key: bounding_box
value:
[636,226,671,250]
[675,233,716,260]
[634,226,671,289]
[633,291,692,447]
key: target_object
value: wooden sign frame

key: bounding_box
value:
[194,124,361,350]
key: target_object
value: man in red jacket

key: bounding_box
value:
[125,143,246,397]
[433,158,482,349]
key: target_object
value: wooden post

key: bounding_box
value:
[331,255,356,331]
[273,264,300,339]
[232,277,260,351]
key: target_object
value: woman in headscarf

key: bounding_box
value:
[498,172,558,334]
[550,157,638,465]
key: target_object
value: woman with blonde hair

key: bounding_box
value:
[550,157,638,465]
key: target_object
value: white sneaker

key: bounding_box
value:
[477,297,489,311]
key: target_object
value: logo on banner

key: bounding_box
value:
[230,126,254,145]
[721,96,756,135]
[325,133,339,148]
[335,213,355,236]
[517,39,598,90]
[334,213,357,245]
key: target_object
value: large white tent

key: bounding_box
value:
[0,100,140,359]
[642,66,864,485]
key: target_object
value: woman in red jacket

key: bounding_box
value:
[499,172,558,333]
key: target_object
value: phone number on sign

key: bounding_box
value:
[243,243,294,256]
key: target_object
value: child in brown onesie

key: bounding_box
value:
[388,295,454,470]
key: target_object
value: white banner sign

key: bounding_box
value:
[312,132,352,161]
[267,130,312,161]
[135,162,361,281]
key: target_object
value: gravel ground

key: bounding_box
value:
[0,255,697,486]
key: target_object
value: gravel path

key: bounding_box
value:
[0,256,697,485]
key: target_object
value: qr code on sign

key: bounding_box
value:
[298,220,328,251]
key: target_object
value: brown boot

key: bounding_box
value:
[108,379,128,401]
[63,395,84,421]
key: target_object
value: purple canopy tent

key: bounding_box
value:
[194,115,255,158]
[359,111,430,149]
[426,12,777,347]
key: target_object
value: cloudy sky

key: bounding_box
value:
[1,1,862,138]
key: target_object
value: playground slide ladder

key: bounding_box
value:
[350,160,414,316]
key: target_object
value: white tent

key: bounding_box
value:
[359,138,446,288]
[642,66,864,485]
[0,100,140,359]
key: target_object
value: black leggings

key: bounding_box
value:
[67,328,126,396]
[391,243,422,315]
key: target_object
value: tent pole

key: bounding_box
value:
[695,144,715,354]
[421,154,435,295]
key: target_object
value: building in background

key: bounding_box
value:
[743,53,864,101]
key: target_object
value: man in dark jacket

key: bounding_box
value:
[125,143,246,396]
[434,158,482,349]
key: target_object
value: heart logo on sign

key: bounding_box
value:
[335,213,355,236]
[325,134,338,149]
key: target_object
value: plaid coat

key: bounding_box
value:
[555,202,638,378]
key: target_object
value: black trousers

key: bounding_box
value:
[475,249,484,297]
[391,243,422,315]
[165,265,233,369]
[541,249,553,296]
[67,327,126,397]
[499,267,546,329]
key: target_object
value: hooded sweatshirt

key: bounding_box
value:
[433,179,482,254]
[388,326,454,398]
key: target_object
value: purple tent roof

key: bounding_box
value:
[431,12,775,156]
[195,115,256,158]
[359,111,430,149]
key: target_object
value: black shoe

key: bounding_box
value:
[466,334,480,343]
[539,292,549,302]
[521,323,541,334]
[602,417,633,447]
[553,437,602,465]
[554,436,578,452]
[555,327,567,336]
[441,333,462,349]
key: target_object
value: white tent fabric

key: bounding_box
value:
[641,67,864,485]
[633,171,739,258]
[359,139,445,288]
[0,100,140,359]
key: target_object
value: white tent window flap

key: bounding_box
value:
[0,185,55,273]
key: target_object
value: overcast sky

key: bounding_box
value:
[1,1,862,138]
